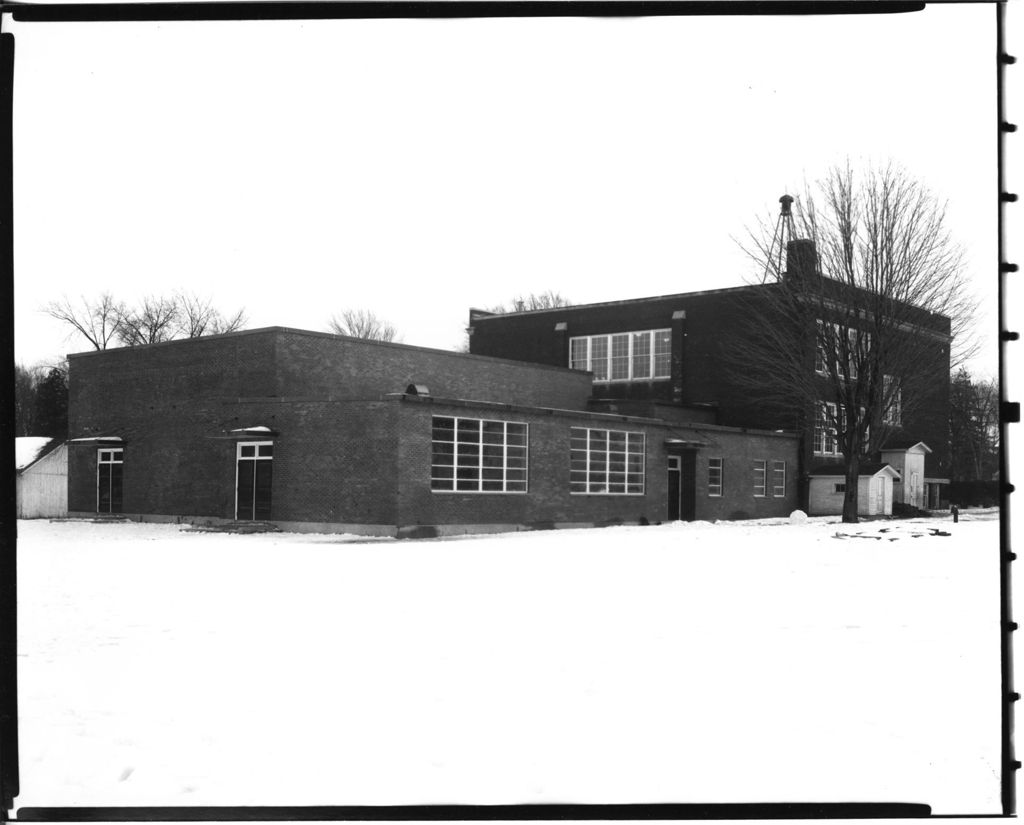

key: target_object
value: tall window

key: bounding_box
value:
[708,457,723,497]
[814,402,842,456]
[570,330,671,382]
[772,460,786,497]
[753,460,767,497]
[431,416,528,493]
[883,375,902,425]
[97,448,124,514]
[570,427,645,494]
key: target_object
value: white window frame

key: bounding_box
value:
[708,457,723,497]
[235,441,274,520]
[814,402,842,457]
[569,329,671,383]
[430,416,528,494]
[883,374,902,425]
[96,448,124,512]
[772,460,786,497]
[570,427,646,495]
[753,460,767,497]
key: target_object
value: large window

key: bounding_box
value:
[815,320,871,379]
[431,416,528,493]
[569,329,671,382]
[570,427,645,494]
[708,457,723,497]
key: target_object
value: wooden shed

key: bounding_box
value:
[808,462,901,517]
[16,438,68,519]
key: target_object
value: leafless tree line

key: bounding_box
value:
[43,292,248,351]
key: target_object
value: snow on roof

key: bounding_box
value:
[16,437,54,471]
[69,436,124,442]
[230,426,272,433]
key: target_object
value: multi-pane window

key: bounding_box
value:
[834,482,846,493]
[708,457,723,497]
[570,427,645,494]
[772,460,786,497]
[753,460,767,497]
[815,320,870,379]
[97,448,124,514]
[883,375,902,425]
[569,330,671,382]
[431,416,528,493]
[814,402,841,456]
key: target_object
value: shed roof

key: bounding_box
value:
[809,462,901,479]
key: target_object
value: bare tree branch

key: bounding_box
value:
[328,309,400,342]
[730,163,971,522]
[41,293,124,350]
[115,295,180,347]
[489,291,573,314]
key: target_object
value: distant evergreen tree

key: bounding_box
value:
[33,367,68,439]
[14,364,39,437]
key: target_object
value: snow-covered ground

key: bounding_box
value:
[15,512,1002,814]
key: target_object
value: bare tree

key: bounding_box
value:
[733,164,975,522]
[42,293,124,350]
[175,292,247,338]
[328,309,400,342]
[115,295,181,347]
[489,290,573,314]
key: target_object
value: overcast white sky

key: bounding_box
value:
[7,4,1000,378]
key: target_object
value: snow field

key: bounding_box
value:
[15,514,1002,812]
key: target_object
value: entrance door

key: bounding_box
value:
[667,452,697,522]
[236,442,273,520]
[97,448,123,513]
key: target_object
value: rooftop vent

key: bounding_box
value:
[406,384,430,397]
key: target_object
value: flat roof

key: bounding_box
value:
[66,325,589,378]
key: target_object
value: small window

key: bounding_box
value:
[753,460,767,497]
[772,461,786,497]
[708,458,723,497]
[834,482,846,493]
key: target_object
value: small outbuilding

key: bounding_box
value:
[16,437,68,519]
[808,462,901,517]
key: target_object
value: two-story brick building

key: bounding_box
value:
[468,240,952,511]
[66,327,799,536]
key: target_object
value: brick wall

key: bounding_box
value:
[395,399,798,531]
[273,329,592,410]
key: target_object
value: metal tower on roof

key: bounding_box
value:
[762,194,796,284]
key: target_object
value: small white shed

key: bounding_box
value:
[880,441,932,510]
[808,462,901,517]
[16,438,68,519]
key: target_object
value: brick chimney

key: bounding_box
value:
[785,238,818,280]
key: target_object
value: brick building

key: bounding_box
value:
[66,327,799,536]
[468,241,952,512]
